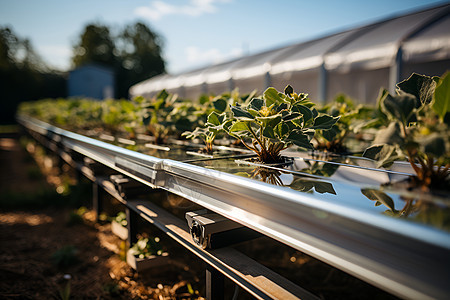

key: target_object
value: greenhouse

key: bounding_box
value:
[3,2,450,300]
[130,3,450,103]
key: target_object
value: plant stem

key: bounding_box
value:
[406,149,423,180]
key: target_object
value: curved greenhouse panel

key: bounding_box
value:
[130,3,450,104]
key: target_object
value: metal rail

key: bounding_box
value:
[18,115,450,299]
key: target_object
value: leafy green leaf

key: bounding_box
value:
[248,98,264,111]
[207,111,221,126]
[256,115,282,127]
[284,85,294,96]
[312,115,340,130]
[433,72,450,121]
[420,133,446,158]
[262,126,276,139]
[291,104,313,123]
[275,122,289,138]
[373,122,404,145]
[263,87,283,107]
[229,121,250,132]
[382,93,417,126]
[275,103,288,112]
[282,112,302,122]
[396,73,437,105]
[156,89,169,101]
[287,130,314,150]
[213,98,228,113]
[231,105,254,119]
[321,125,340,142]
[207,111,226,126]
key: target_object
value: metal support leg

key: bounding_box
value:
[92,182,103,222]
[126,207,138,246]
[206,265,224,300]
[75,169,83,185]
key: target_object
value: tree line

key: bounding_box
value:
[1,22,165,125]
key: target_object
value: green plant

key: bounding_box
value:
[182,89,255,153]
[363,73,450,191]
[226,85,339,163]
[101,99,139,134]
[182,98,228,154]
[51,245,79,268]
[129,237,164,259]
[59,274,72,300]
[315,94,374,153]
[114,211,127,227]
[135,90,179,144]
[67,206,87,226]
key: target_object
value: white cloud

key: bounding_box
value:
[135,0,231,21]
[185,46,243,66]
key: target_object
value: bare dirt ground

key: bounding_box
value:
[0,133,399,300]
[0,135,204,299]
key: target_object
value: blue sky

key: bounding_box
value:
[0,0,447,74]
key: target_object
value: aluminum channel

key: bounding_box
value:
[18,115,450,299]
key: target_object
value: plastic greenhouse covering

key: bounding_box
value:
[130,3,450,104]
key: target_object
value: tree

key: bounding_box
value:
[72,24,117,68]
[71,22,165,98]
[117,22,165,98]
[0,26,66,124]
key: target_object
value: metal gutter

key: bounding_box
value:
[18,115,450,299]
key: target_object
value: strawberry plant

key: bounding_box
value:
[129,237,164,259]
[181,97,229,154]
[226,85,339,164]
[181,89,255,153]
[315,94,374,154]
[363,73,450,191]
[134,90,178,144]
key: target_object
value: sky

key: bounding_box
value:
[0,0,448,74]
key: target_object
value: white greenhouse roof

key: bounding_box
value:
[130,3,450,103]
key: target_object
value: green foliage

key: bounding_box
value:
[363,73,450,190]
[433,72,450,121]
[59,275,72,300]
[226,85,338,163]
[51,245,79,268]
[66,207,88,226]
[114,211,127,227]
[129,237,164,259]
[101,99,139,134]
[134,90,186,144]
[315,94,374,153]
[72,22,165,98]
[1,26,66,124]
[182,97,229,153]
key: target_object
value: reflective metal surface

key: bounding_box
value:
[18,115,450,300]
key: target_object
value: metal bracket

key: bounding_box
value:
[186,210,261,249]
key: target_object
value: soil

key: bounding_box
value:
[0,132,400,300]
[0,134,205,299]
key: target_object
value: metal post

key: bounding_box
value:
[389,46,403,94]
[264,71,271,90]
[206,265,224,300]
[92,182,102,222]
[318,62,328,104]
[126,207,138,246]
[228,77,234,91]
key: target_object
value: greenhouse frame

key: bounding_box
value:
[130,3,450,103]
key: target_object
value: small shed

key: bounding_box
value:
[68,64,115,100]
